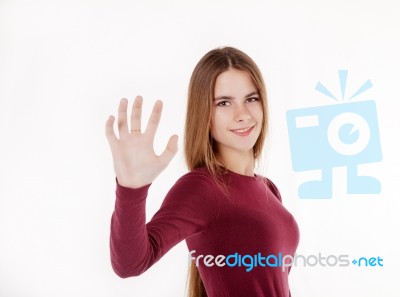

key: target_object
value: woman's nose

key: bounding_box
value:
[234,104,251,122]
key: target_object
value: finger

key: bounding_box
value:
[117,98,129,138]
[145,100,163,138]
[159,134,178,166]
[105,115,118,145]
[130,95,143,133]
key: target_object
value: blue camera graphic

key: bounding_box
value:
[286,70,382,199]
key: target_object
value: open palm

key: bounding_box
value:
[105,96,178,189]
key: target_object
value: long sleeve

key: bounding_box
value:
[109,171,218,278]
[109,167,300,296]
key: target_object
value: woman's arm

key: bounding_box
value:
[110,181,151,277]
[105,97,216,278]
[110,172,217,278]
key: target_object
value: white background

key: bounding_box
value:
[1,0,399,296]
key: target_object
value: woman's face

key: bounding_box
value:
[211,68,263,157]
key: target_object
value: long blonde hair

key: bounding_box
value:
[184,46,269,297]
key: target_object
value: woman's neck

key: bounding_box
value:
[217,149,255,176]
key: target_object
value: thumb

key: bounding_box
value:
[159,134,178,166]
[105,115,118,146]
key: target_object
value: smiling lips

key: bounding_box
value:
[230,125,255,136]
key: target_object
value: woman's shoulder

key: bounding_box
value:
[168,167,223,201]
[175,167,216,187]
[258,175,283,202]
[162,167,218,209]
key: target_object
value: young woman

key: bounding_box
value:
[105,47,300,297]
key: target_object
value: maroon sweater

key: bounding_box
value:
[110,167,300,297]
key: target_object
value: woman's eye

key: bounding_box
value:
[216,101,230,107]
[247,97,259,103]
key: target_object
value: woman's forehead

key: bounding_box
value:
[214,69,257,98]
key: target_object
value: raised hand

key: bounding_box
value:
[105,96,178,188]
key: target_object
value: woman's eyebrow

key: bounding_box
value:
[214,91,259,101]
[245,91,260,98]
[213,95,234,101]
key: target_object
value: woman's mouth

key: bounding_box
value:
[230,125,255,136]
